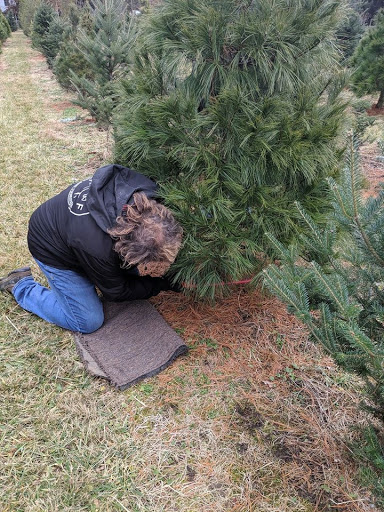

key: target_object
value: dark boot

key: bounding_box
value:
[0,267,32,293]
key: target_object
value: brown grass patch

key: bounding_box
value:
[50,100,76,111]
[29,53,46,62]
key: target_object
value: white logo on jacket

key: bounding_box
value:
[67,178,92,216]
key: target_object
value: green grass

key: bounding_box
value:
[0,32,380,512]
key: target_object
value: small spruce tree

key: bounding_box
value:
[53,4,94,90]
[54,39,93,89]
[114,0,348,299]
[263,137,384,422]
[69,0,137,126]
[31,3,57,51]
[351,9,384,108]
[41,16,72,67]
[262,137,384,503]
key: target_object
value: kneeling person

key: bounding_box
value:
[0,165,183,333]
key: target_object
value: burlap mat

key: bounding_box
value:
[74,300,188,390]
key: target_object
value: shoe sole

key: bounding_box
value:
[6,266,31,276]
[0,267,32,291]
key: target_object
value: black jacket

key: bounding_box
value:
[28,164,169,301]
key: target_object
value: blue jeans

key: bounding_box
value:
[13,259,104,333]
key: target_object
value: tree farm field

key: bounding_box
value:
[0,32,382,512]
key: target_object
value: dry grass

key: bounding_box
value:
[0,32,380,511]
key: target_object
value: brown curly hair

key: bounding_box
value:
[108,192,183,273]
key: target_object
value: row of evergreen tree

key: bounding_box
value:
[23,1,137,126]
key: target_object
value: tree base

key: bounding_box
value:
[367,104,384,116]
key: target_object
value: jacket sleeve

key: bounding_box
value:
[71,248,170,301]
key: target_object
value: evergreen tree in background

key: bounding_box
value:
[114,0,348,300]
[69,0,138,126]
[31,3,56,50]
[6,10,18,32]
[18,0,88,37]
[0,11,12,48]
[41,15,72,67]
[336,1,365,60]
[19,0,41,36]
[351,9,384,108]
[53,4,94,90]
[30,2,72,68]
[4,0,20,19]
[263,137,384,422]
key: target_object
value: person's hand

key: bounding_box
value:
[166,279,183,293]
[154,277,183,293]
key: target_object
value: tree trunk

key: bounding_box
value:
[376,89,384,109]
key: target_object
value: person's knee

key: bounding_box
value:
[79,310,104,334]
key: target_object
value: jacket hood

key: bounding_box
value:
[87,164,158,233]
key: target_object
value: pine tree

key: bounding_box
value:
[69,0,138,126]
[263,137,384,422]
[351,9,384,108]
[114,0,348,300]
